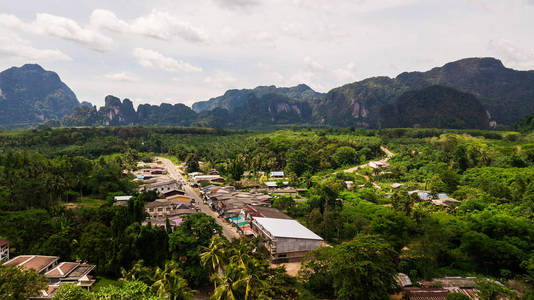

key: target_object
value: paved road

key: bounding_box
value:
[155,157,240,241]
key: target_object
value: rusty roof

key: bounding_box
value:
[405,287,449,300]
[0,239,9,247]
[3,255,59,273]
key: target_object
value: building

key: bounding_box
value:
[241,205,292,221]
[264,181,278,188]
[4,256,96,299]
[270,171,285,178]
[0,240,9,262]
[142,179,181,194]
[45,262,96,287]
[3,255,59,273]
[192,175,225,185]
[113,195,133,207]
[144,200,196,221]
[369,161,388,169]
[409,191,461,207]
[204,187,272,218]
[251,217,323,263]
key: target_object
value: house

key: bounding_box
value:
[404,287,449,300]
[142,179,181,194]
[113,195,133,207]
[44,262,96,287]
[369,161,388,169]
[241,205,292,221]
[162,189,186,198]
[3,256,96,299]
[264,181,278,188]
[144,200,196,221]
[270,188,298,196]
[250,217,323,263]
[0,240,9,262]
[3,255,59,273]
[409,191,461,207]
[203,187,272,218]
[270,171,285,178]
[192,175,225,185]
[391,183,404,189]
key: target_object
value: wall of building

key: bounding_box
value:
[0,244,9,261]
[275,237,322,253]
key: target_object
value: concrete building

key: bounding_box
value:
[0,240,9,262]
[251,217,323,263]
[144,200,195,221]
[142,179,181,194]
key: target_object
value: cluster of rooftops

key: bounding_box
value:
[3,254,95,298]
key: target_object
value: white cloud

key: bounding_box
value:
[204,71,238,89]
[90,9,207,43]
[0,13,113,51]
[104,72,140,82]
[0,32,71,61]
[488,39,534,69]
[303,56,324,71]
[333,63,358,83]
[133,48,202,73]
[212,0,260,9]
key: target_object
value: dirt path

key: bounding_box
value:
[343,145,395,173]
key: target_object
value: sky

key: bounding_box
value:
[0,0,533,107]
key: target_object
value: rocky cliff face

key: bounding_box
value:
[0,64,79,127]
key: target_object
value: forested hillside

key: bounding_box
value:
[1,126,534,298]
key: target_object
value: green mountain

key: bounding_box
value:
[0,64,79,127]
[379,85,489,129]
[315,57,534,128]
[196,93,313,128]
[191,84,324,113]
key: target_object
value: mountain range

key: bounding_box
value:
[2,58,534,129]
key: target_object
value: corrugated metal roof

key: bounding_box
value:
[253,217,323,240]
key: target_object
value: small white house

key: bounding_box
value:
[0,240,9,262]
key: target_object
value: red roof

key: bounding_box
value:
[45,262,80,278]
[0,239,9,247]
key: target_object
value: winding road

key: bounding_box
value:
[155,157,240,241]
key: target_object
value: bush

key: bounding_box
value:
[446,293,470,300]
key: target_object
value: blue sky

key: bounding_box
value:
[0,0,533,107]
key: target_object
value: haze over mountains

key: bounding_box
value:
[1,57,534,130]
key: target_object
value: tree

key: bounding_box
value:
[330,235,399,300]
[391,191,417,216]
[286,150,310,177]
[332,146,359,168]
[77,222,112,273]
[475,278,516,300]
[185,153,200,173]
[227,159,245,181]
[200,235,229,280]
[0,266,48,300]
[151,261,196,300]
[51,284,91,300]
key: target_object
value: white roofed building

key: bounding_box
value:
[251,217,323,263]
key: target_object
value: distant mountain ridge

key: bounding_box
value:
[191,84,324,113]
[314,57,534,128]
[0,64,79,127]
[3,57,534,130]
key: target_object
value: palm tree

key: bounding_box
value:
[151,261,196,300]
[200,235,228,278]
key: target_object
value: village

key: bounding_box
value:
[1,152,485,300]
